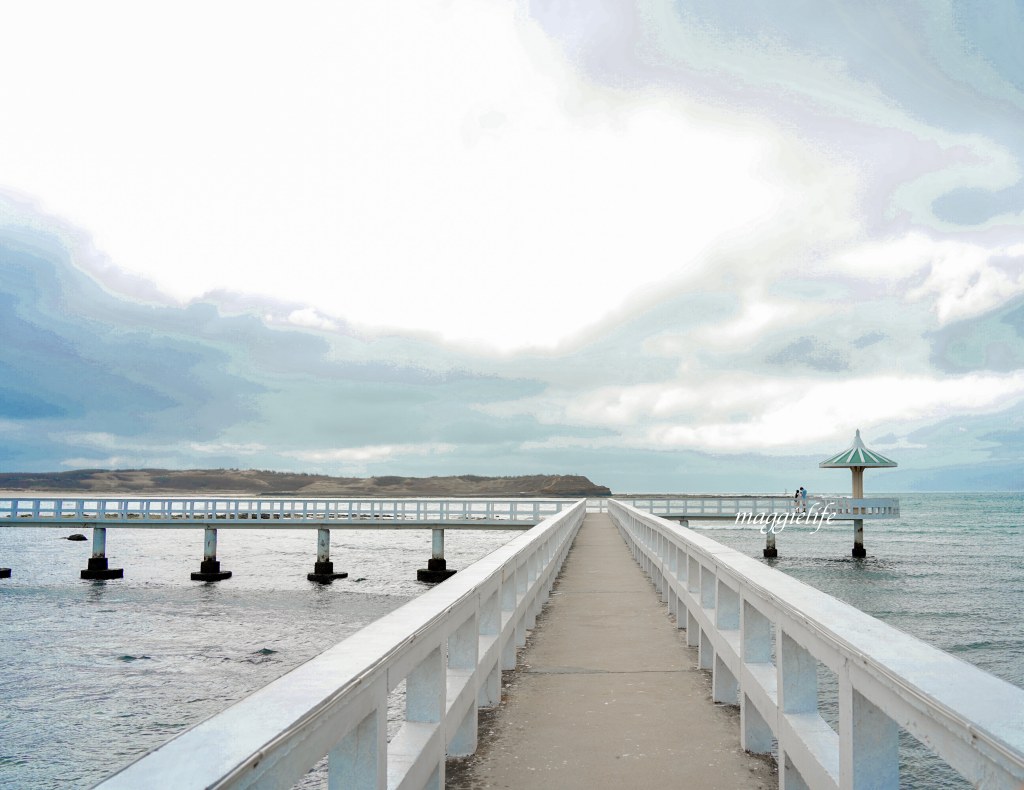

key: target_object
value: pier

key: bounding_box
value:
[0,493,899,582]
[0,497,571,582]
[446,512,775,789]
[73,497,1024,790]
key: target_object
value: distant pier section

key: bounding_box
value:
[0,497,574,582]
[619,494,899,521]
[0,493,901,582]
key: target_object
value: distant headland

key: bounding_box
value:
[0,469,612,497]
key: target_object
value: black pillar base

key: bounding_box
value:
[763,547,778,558]
[307,560,348,583]
[81,557,124,580]
[852,546,867,559]
[0,568,11,578]
[417,557,457,584]
[191,559,232,581]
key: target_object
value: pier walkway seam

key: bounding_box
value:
[446,512,776,789]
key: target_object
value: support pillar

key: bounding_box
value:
[852,519,866,558]
[308,527,347,582]
[764,527,778,558]
[81,527,124,580]
[191,527,232,581]
[417,528,456,583]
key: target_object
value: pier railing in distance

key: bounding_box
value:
[617,495,899,520]
[608,499,1024,790]
[93,500,586,790]
[0,497,572,528]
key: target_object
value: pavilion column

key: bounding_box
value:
[851,467,865,499]
[851,466,866,558]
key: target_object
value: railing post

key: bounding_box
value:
[514,562,528,649]
[779,631,818,788]
[840,679,899,789]
[741,600,775,753]
[81,526,124,579]
[308,527,347,583]
[417,528,457,583]
[713,580,740,702]
[479,590,501,707]
[329,702,386,790]
[191,526,231,581]
[405,646,445,788]
[501,568,518,670]
[447,613,479,756]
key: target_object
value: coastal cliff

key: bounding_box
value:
[0,469,611,497]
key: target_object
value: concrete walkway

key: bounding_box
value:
[447,513,776,789]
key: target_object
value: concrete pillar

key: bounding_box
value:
[81,526,124,579]
[191,527,232,581]
[417,528,456,583]
[308,527,347,583]
[852,519,866,558]
[764,527,778,558]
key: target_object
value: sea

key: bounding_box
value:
[0,492,1021,789]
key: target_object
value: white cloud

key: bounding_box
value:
[833,232,1024,323]
[188,442,266,455]
[282,443,456,465]
[0,0,846,352]
[493,371,1024,454]
[284,309,340,332]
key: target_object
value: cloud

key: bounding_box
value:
[489,370,1024,455]
[1,2,1023,492]
[281,443,457,475]
[0,0,856,352]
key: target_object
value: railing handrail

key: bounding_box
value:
[617,495,900,520]
[608,499,1023,789]
[94,500,586,789]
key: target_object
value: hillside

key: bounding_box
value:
[0,469,611,497]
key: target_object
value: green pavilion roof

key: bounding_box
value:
[819,429,897,468]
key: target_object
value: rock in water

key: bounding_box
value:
[66,534,87,541]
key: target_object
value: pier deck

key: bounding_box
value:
[447,513,776,789]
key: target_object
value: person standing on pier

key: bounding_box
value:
[800,486,808,513]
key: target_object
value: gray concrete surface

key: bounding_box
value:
[446,513,776,789]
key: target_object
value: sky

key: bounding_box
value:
[1,0,1022,492]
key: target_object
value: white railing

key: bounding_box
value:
[620,495,900,520]
[0,497,573,527]
[93,500,585,789]
[608,500,1024,790]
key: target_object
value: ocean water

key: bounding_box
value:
[0,514,522,789]
[692,491,1024,789]
[1,493,1021,788]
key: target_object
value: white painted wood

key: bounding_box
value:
[94,501,585,790]
[609,499,1024,790]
